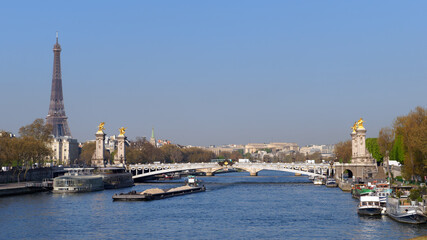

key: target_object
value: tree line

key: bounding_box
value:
[0,119,52,172]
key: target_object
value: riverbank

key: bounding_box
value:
[0,182,46,197]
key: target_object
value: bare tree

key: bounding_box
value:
[334,140,352,163]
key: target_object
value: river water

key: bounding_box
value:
[0,171,426,240]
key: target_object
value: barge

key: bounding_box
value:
[386,197,427,224]
[113,176,205,201]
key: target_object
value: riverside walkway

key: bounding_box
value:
[0,182,45,197]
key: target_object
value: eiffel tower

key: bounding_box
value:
[46,33,71,137]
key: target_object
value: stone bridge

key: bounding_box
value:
[128,162,334,180]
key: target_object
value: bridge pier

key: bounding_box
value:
[249,170,258,176]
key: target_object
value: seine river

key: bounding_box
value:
[0,171,426,240]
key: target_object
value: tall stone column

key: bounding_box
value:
[92,123,106,167]
[351,131,357,158]
[114,130,126,166]
[356,127,367,161]
[351,118,368,164]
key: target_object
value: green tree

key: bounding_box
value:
[394,106,426,181]
[366,138,383,163]
[390,134,405,163]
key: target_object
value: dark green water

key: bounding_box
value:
[0,171,426,239]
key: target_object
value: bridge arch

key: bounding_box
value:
[343,169,353,179]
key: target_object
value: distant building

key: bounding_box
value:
[299,144,335,158]
[239,159,250,163]
[149,128,156,147]
[48,137,79,166]
[202,144,244,155]
[156,139,172,148]
[244,142,299,154]
[0,132,15,138]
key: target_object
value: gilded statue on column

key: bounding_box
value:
[351,122,358,133]
[119,127,127,136]
[98,122,105,132]
[351,118,365,132]
[357,118,364,129]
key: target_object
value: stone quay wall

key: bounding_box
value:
[0,168,55,184]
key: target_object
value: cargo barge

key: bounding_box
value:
[113,176,205,201]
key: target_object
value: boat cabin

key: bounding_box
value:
[360,196,381,207]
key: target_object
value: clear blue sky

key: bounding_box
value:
[0,1,426,146]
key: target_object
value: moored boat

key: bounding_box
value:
[351,184,374,199]
[113,176,205,201]
[96,167,134,189]
[374,183,392,205]
[313,177,324,185]
[357,196,382,216]
[53,170,104,193]
[386,197,427,224]
[325,178,338,188]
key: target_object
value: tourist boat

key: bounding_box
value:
[357,196,382,216]
[96,167,134,189]
[386,197,427,224]
[325,178,338,188]
[53,169,104,193]
[112,176,205,201]
[313,177,324,185]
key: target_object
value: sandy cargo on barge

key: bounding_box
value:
[113,176,205,201]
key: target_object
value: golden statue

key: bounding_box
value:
[119,127,127,136]
[357,118,364,129]
[351,122,358,132]
[98,122,105,132]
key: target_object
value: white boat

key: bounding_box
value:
[325,178,338,188]
[53,175,104,193]
[375,189,392,205]
[53,168,104,193]
[386,197,427,224]
[313,177,324,185]
[357,196,382,216]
